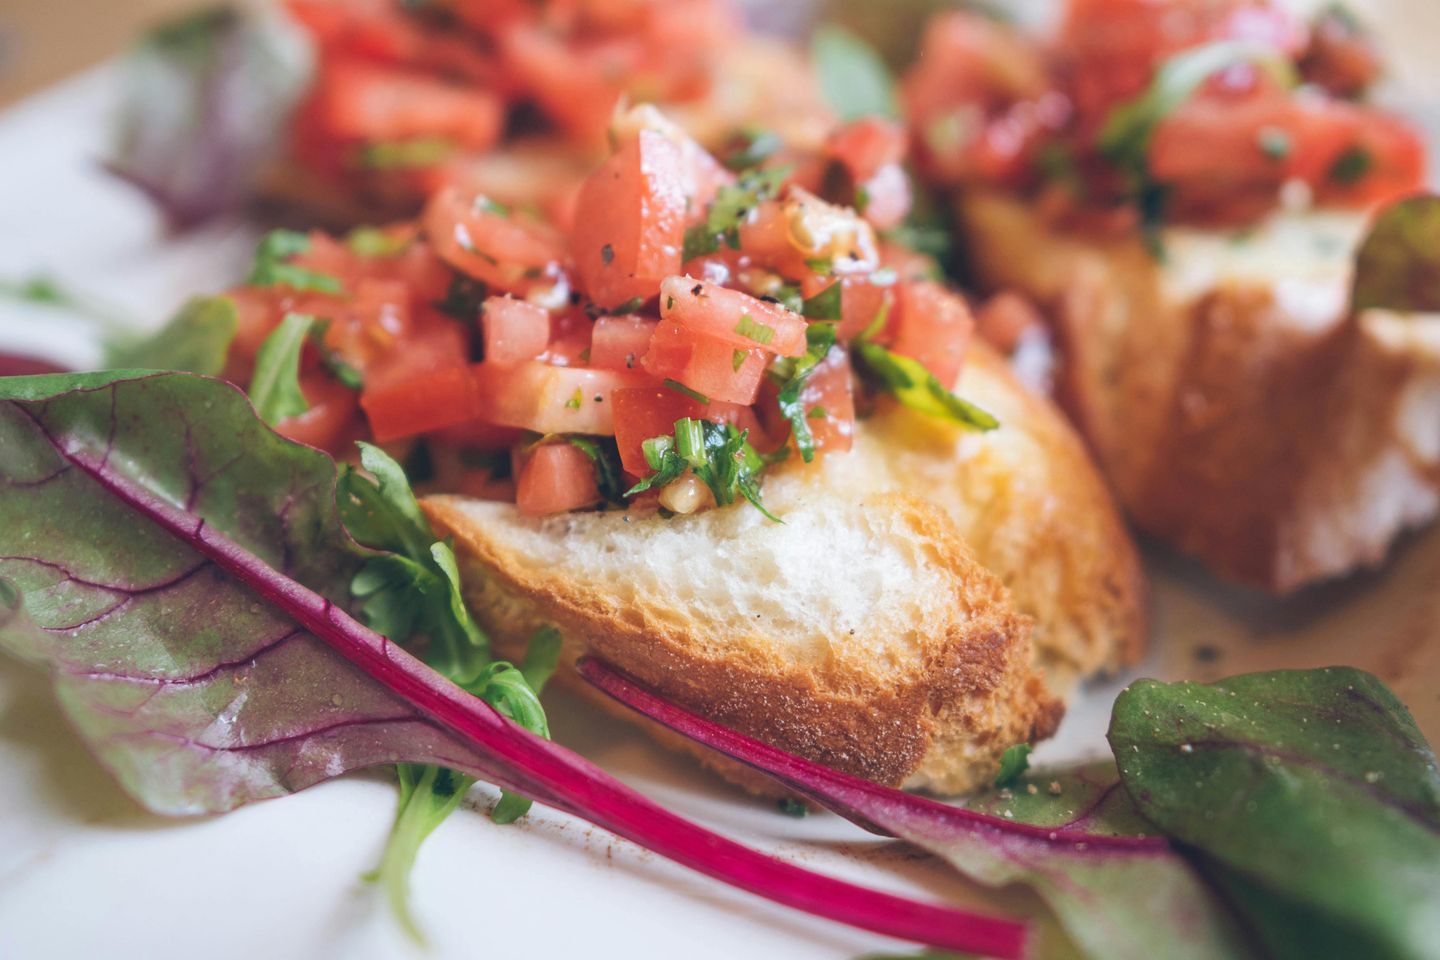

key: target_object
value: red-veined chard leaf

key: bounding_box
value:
[107,7,312,228]
[578,657,1253,960]
[1110,669,1440,960]
[1351,194,1440,313]
[0,370,1027,958]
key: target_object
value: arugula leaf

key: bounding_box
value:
[1352,194,1440,312]
[248,313,314,425]
[105,296,237,375]
[307,320,364,390]
[1111,669,1440,960]
[853,341,999,431]
[682,166,790,262]
[775,324,839,463]
[247,230,343,293]
[811,25,899,122]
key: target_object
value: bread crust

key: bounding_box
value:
[957,191,1440,592]
[424,491,1061,796]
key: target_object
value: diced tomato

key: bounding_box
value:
[590,314,657,371]
[571,130,688,309]
[360,364,481,442]
[496,23,631,147]
[516,443,602,517]
[427,418,527,450]
[362,316,468,392]
[890,281,974,389]
[471,361,652,435]
[314,59,504,151]
[423,185,569,295]
[975,291,1045,354]
[612,386,702,475]
[642,319,768,404]
[275,375,362,454]
[482,296,551,363]
[827,117,908,184]
[659,276,807,357]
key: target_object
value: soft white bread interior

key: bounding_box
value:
[425,488,1060,795]
[424,341,1145,793]
[958,191,1440,592]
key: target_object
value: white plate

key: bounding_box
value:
[1,32,1438,960]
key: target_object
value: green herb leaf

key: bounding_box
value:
[247,230,344,293]
[993,744,1032,788]
[774,324,838,463]
[1329,145,1374,185]
[625,418,782,520]
[347,226,412,258]
[1352,194,1440,313]
[811,25,899,122]
[566,436,627,504]
[249,313,314,424]
[801,282,843,321]
[682,166,790,262]
[105,296,238,375]
[854,341,999,432]
[725,128,783,171]
[663,378,711,405]
[1111,668,1440,960]
[356,137,456,170]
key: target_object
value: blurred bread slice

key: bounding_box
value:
[958,191,1440,592]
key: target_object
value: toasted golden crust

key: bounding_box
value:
[424,490,1061,796]
[958,191,1440,592]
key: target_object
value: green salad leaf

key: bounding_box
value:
[774,323,839,463]
[247,230,343,293]
[248,312,314,424]
[105,295,238,375]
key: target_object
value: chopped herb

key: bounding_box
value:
[663,378,710,405]
[601,243,615,266]
[665,294,676,310]
[249,313,314,425]
[811,25,898,121]
[356,138,455,170]
[473,195,509,216]
[777,798,808,818]
[1329,146,1374,185]
[565,388,584,410]
[247,230,343,293]
[682,165,790,261]
[994,744,1032,788]
[626,418,781,521]
[734,313,777,345]
[565,436,626,504]
[804,257,835,275]
[1258,127,1293,162]
[732,349,748,372]
[807,406,829,420]
[773,323,838,463]
[435,273,489,321]
[346,226,411,258]
[854,340,1000,432]
[801,282,843,321]
[724,128,783,171]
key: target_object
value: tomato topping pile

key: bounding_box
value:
[223,108,987,519]
[903,0,1426,229]
[285,0,742,210]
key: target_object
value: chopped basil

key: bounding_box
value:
[854,340,999,432]
[565,388,584,410]
[724,128,783,171]
[247,230,343,293]
[801,282,842,321]
[663,378,710,405]
[733,313,777,345]
[565,436,626,505]
[732,349,748,372]
[355,138,455,170]
[435,273,488,321]
[773,323,838,463]
[346,226,412,258]
[1329,146,1374,185]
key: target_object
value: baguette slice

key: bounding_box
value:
[958,191,1440,592]
[423,343,1144,794]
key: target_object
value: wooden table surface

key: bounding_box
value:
[0,0,201,105]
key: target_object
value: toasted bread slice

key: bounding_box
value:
[958,191,1440,592]
[423,342,1144,793]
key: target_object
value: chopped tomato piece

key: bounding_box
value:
[314,59,504,151]
[571,129,688,309]
[471,361,652,435]
[482,296,551,363]
[796,351,856,456]
[360,364,481,442]
[890,281,975,389]
[423,185,568,295]
[516,443,602,517]
[496,23,630,147]
[836,276,897,342]
[975,291,1045,354]
[362,317,468,392]
[275,375,362,454]
[590,314,658,371]
[642,319,768,405]
[659,276,807,357]
[827,117,907,184]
